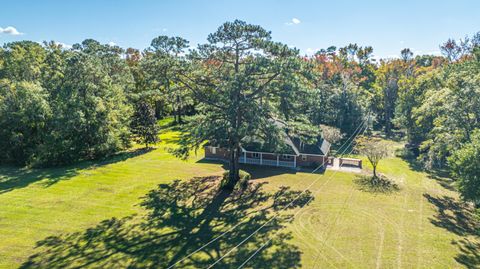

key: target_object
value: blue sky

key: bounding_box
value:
[1,0,480,58]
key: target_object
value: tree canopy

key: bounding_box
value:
[173,20,307,189]
[0,22,479,202]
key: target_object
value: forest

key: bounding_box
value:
[1,20,479,204]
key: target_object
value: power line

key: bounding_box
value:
[207,115,369,268]
[237,120,369,269]
[166,116,368,268]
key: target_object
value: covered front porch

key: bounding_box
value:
[239,150,296,169]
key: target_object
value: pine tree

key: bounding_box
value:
[173,20,304,189]
[131,101,159,148]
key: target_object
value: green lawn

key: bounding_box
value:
[0,131,478,268]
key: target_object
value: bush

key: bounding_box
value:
[222,170,251,189]
[395,147,416,160]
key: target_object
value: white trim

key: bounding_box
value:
[300,153,325,157]
[243,149,296,156]
[209,145,324,158]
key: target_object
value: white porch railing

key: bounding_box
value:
[239,157,295,168]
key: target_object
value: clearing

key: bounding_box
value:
[0,130,478,268]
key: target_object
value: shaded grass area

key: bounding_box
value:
[0,131,222,267]
[423,193,480,268]
[1,133,479,268]
[353,175,400,194]
[0,116,177,195]
[0,148,153,194]
[395,147,458,192]
[20,176,313,268]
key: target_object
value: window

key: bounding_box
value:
[211,147,216,154]
[252,152,260,158]
[302,155,307,161]
[282,154,293,160]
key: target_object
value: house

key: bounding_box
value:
[204,135,331,170]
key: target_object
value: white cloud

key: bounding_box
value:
[305,47,319,56]
[0,26,23,35]
[285,18,301,26]
[108,41,117,46]
[162,28,168,32]
[54,41,72,49]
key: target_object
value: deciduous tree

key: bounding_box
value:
[448,130,480,206]
[355,136,389,178]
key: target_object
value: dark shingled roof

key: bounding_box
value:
[207,118,330,156]
[291,137,324,155]
[241,135,329,156]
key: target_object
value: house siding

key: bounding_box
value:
[204,146,229,161]
[204,146,328,169]
[296,155,328,168]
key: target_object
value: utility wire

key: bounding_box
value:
[207,115,369,268]
[235,119,368,269]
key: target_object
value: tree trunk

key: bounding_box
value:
[176,95,182,124]
[223,45,242,191]
[224,143,240,190]
[178,107,182,123]
[173,103,178,124]
[154,100,163,119]
[385,117,392,137]
[373,165,377,178]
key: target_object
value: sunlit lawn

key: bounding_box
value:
[0,129,478,268]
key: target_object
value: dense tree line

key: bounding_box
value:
[0,21,479,201]
[0,40,133,166]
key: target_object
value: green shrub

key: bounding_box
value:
[222,170,251,189]
[395,147,416,160]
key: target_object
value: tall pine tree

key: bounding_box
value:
[131,101,159,148]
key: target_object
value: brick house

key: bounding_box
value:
[204,135,331,170]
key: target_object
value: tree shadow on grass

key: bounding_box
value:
[453,238,480,268]
[353,175,400,194]
[399,153,456,191]
[424,193,480,268]
[20,176,313,269]
[423,194,479,237]
[0,148,153,195]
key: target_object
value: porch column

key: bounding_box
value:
[276,155,279,166]
[243,151,246,163]
[294,155,296,168]
[260,153,263,165]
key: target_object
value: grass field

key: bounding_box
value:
[0,128,479,268]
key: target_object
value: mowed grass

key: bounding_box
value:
[0,131,222,268]
[271,159,474,268]
[0,130,478,268]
